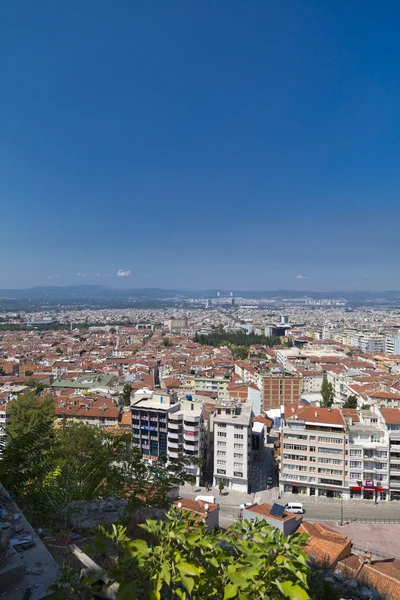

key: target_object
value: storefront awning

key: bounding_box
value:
[351,486,362,491]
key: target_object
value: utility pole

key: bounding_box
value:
[340,493,344,525]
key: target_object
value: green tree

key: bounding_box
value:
[6,390,54,438]
[24,370,34,376]
[218,479,224,495]
[0,419,196,532]
[50,509,311,599]
[55,347,63,355]
[320,377,334,408]
[109,327,117,334]
[28,378,46,394]
[231,346,249,360]
[162,337,171,347]
[119,383,132,406]
[343,395,358,409]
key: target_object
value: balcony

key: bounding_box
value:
[168,449,183,458]
[184,442,199,452]
[168,440,182,449]
[168,422,181,431]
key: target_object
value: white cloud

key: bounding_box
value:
[97,272,114,277]
[295,274,308,280]
[48,274,60,279]
[117,269,131,277]
[77,272,87,277]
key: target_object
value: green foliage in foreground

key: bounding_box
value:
[0,418,196,531]
[49,508,311,600]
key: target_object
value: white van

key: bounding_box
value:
[195,495,216,504]
[284,502,304,514]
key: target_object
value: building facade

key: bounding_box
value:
[213,400,252,492]
[261,372,302,411]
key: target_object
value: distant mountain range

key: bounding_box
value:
[0,285,400,301]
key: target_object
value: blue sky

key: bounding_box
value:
[1,0,399,291]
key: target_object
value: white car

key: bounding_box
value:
[239,502,253,510]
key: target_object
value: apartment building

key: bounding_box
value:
[213,400,252,493]
[345,410,389,501]
[167,395,204,485]
[359,336,385,354]
[164,317,188,333]
[280,406,347,498]
[131,391,179,461]
[193,376,230,399]
[375,408,400,501]
[385,335,400,356]
[261,372,302,411]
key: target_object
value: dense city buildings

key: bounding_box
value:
[2,299,400,502]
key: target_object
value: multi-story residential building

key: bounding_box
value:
[375,408,400,501]
[213,400,252,493]
[131,391,179,461]
[359,336,385,354]
[280,406,347,498]
[385,335,400,356]
[193,376,230,399]
[345,410,389,502]
[261,372,302,411]
[301,371,325,394]
[164,317,188,333]
[167,395,204,485]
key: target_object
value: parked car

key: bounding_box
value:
[284,502,305,514]
[239,502,253,510]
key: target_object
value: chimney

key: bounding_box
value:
[315,411,318,418]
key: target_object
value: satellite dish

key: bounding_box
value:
[204,503,209,511]
[177,502,182,508]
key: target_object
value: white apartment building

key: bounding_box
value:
[280,406,347,499]
[167,396,204,485]
[213,400,252,493]
[359,336,385,354]
[385,335,400,356]
[345,410,389,502]
[375,408,400,501]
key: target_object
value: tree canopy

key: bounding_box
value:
[320,378,334,408]
[0,419,196,531]
[6,390,54,438]
[343,395,358,409]
[194,328,280,348]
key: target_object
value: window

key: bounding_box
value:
[234,471,243,477]
[234,443,243,449]
[217,450,226,456]
[350,449,362,457]
[319,447,343,455]
[217,441,226,447]
[218,423,226,428]
[350,461,362,468]
[350,472,362,480]
[309,446,316,452]
[234,425,243,430]
[218,431,226,437]
[217,469,226,474]
[318,437,342,444]
[217,460,226,465]
[234,462,242,468]
[284,444,307,451]
[234,453,243,458]
[234,434,243,439]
